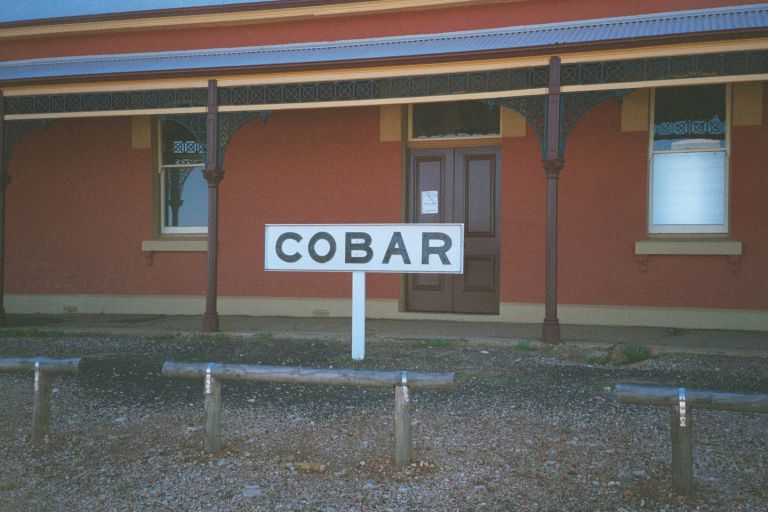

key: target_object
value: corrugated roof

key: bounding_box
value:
[0,1,279,24]
[1,3,767,83]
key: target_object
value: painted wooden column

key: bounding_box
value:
[202,80,222,332]
[542,57,563,344]
[0,91,8,328]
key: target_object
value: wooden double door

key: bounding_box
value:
[406,147,501,314]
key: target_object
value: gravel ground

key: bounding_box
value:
[0,332,766,511]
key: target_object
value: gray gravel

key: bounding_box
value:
[0,333,766,511]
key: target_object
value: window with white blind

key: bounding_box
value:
[649,85,729,234]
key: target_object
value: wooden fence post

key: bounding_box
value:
[31,361,53,443]
[394,371,412,467]
[670,388,693,497]
[203,364,222,453]
[163,362,453,463]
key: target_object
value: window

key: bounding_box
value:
[411,101,500,139]
[159,121,208,234]
[649,85,729,234]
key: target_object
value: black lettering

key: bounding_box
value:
[276,232,302,263]
[308,232,336,263]
[345,232,373,264]
[422,232,452,265]
[382,231,411,264]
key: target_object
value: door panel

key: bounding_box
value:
[406,150,454,312]
[406,147,500,314]
[453,148,501,314]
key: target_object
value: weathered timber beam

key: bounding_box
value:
[616,384,768,413]
[162,362,453,389]
[0,357,81,443]
[0,357,81,374]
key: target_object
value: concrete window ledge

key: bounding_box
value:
[141,240,207,252]
[635,238,742,256]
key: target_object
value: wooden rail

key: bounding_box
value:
[162,362,454,466]
[616,384,768,496]
[0,357,82,442]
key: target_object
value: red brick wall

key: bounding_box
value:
[1,0,762,61]
[217,107,402,299]
[6,101,768,310]
[5,117,207,296]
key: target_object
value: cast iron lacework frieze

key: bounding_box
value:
[218,68,549,106]
[3,88,208,116]
[560,50,768,87]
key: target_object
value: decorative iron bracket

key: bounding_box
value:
[159,111,270,169]
[217,111,270,168]
[3,119,50,178]
[491,95,548,156]
[558,89,634,157]
[491,89,633,159]
[158,114,207,152]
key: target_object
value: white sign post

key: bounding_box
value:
[264,224,464,360]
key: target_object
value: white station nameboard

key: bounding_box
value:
[265,224,463,273]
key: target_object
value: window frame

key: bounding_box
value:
[407,101,502,141]
[157,120,208,236]
[647,84,732,236]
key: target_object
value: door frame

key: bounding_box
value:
[404,145,502,314]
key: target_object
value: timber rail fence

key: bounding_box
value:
[616,383,768,496]
[162,362,454,467]
[0,357,82,442]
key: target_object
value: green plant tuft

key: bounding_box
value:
[621,345,651,364]
[587,344,651,366]
[515,341,531,352]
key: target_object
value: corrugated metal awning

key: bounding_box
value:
[1,3,767,83]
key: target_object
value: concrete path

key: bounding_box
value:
[4,313,767,356]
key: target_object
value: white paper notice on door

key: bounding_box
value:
[421,190,439,214]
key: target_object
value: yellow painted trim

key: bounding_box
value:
[733,81,764,126]
[131,116,151,149]
[560,38,768,64]
[635,239,742,256]
[5,107,205,121]
[141,240,207,252]
[3,79,211,97]
[6,294,768,331]
[218,88,547,112]
[0,0,499,40]
[561,74,768,93]
[501,105,526,137]
[379,105,402,142]
[408,137,503,148]
[620,89,649,133]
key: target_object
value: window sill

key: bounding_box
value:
[141,239,207,252]
[634,238,742,256]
